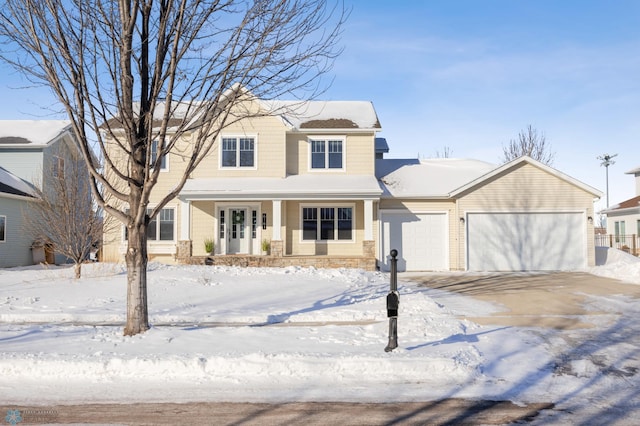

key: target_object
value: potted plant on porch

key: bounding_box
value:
[204,238,215,256]
[261,239,270,255]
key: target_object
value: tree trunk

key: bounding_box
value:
[74,262,82,279]
[124,221,150,336]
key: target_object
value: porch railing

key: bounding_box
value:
[595,234,639,256]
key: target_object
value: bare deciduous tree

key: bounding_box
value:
[435,146,453,158]
[501,125,555,165]
[24,156,115,279]
[0,0,347,335]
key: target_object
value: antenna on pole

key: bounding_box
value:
[598,153,618,208]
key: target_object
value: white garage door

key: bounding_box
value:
[467,212,586,271]
[380,212,448,272]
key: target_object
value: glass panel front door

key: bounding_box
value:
[228,208,248,254]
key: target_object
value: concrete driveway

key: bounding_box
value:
[402,272,640,329]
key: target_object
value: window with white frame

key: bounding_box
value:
[151,140,168,170]
[0,215,5,242]
[310,138,344,170]
[221,136,255,168]
[302,206,353,241]
[124,207,175,242]
[615,220,626,243]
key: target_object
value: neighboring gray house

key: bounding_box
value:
[0,120,82,267]
[0,166,37,267]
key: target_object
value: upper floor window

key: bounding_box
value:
[0,215,5,242]
[221,136,255,168]
[151,140,168,171]
[310,138,344,170]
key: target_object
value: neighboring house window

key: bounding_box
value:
[124,208,175,242]
[0,215,5,242]
[53,157,65,178]
[615,221,626,243]
[310,138,343,170]
[221,137,255,168]
[151,140,168,170]
[302,206,353,241]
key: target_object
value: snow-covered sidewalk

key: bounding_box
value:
[1,249,640,423]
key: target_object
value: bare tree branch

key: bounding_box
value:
[501,125,555,165]
[0,0,348,335]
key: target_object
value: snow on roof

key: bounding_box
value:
[626,166,640,175]
[601,195,640,213]
[0,166,36,198]
[0,120,71,146]
[376,158,496,198]
[180,174,382,199]
[263,100,381,130]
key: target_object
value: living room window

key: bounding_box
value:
[309,138,344,170]
[124,207,175,242]
[302,206,353,241]
[221,136,256,168]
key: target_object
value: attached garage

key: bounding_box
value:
[466,212,587,271]
[379,211,448,272]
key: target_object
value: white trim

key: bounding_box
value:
[307,135,346,172]
[121,205,177,244]
[364,199,374,240]
[218,134,258,170]
[299,203,356,244]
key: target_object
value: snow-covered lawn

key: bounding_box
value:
[1,248,640,423]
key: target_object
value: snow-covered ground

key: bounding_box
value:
[1,248,640,424]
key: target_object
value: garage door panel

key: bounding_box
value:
[380,212,447,272]
[467,213,585,271]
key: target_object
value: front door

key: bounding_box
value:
[228,208,249,254]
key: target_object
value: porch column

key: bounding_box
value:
[364,199,374,241]
[272,199,282,240]
[271,200,283,257]
[180,199,191,240]
[176,199,192,263]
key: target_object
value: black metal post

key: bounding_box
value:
[385,249,399,352]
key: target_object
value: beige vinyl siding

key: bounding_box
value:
[193,114,287,179]
[191,201,216,256]
[287,132,376,176]
[455,163,598,268]
[285,200,365,256]
[378,199,457,270]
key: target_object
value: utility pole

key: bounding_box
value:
[598,153,617,208]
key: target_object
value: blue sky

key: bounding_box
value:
[1,1,638,216]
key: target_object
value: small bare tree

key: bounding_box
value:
[501,125,555,165]
[24,156,115,279]
[435,146,453,158]
[0,0,347,335]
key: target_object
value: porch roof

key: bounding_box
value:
[179,174,382,201]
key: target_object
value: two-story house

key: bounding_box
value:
[101,90,602,272]
[0,120,84,267]
[601,166,640,255]
[101,96,383,269]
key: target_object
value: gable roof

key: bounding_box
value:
[600,195,640,214]
[449,156,603,198]
[0,166,36,198]
[376,158,496,198]
[0,120,71,147]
